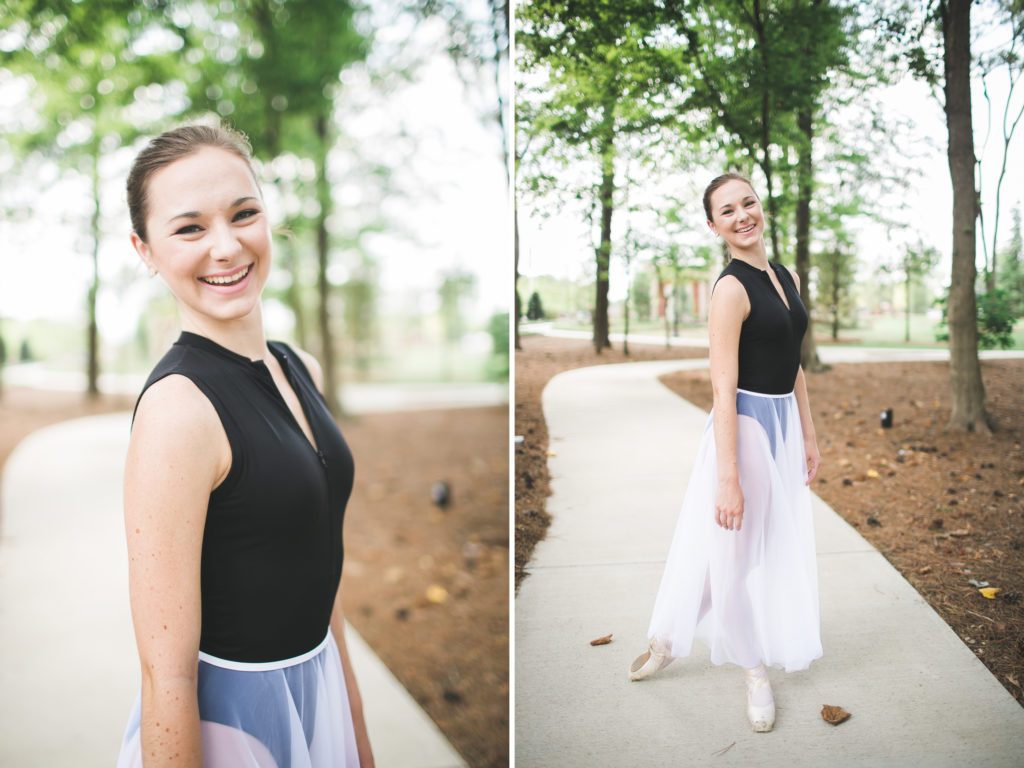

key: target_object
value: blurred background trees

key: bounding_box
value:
[0,0,510,408]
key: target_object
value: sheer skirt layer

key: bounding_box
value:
[116,632,360,768]
[647,390,822,672]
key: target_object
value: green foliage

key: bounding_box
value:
[526,291,545,320]
[630,268,652,322]
[934,288,1018,349]
[485,311,510,381]
[439,270,477,343]
[997,207,1024,314]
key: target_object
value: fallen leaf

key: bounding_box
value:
[425,584,448,604]
[589,633,613,646]
[918,565,932,574]
[979,587,1001,599]
[866,469,879,479]
[822,704,851,725]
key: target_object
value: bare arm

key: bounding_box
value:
[793,367,821,483]
[708,276,749,531]
[330,592,375,768]
[125,375,229,767]
[786,267,821,483]
[296,346,375,767]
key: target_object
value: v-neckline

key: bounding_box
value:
[266,345,321,456]
[765,263,792,312]
[732,259,791,312]
[175,332,322,457]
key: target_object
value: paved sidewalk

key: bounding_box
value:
[0,412,465,768]
[1,362,507,413]
[515,358,1024,767]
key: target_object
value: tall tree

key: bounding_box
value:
[518,1,687,353]
[1,0,181,397]
[682,0,853,370]
[941,0,991,432]
[182,0,366,414]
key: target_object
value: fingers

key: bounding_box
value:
[715,505,743,531]
[806,455,821,484]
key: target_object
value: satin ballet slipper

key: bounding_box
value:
[744,664,775,732]
[628,638,674,681]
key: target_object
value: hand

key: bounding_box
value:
[805,438,821,484]
[715,478,744,531]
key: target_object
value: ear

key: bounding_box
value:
[130,232,155,273]
[706,220,718,237]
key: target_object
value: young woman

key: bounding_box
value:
[116,124,374,767]
[629,173,822,733]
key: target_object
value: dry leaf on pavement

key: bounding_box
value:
[589,633,613,646]
[821,704,852,725]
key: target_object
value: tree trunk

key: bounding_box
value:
[593,106,614,353]
[514,204,521,350]
[280,241,308,350]
[795,106,822,370]
[905,271,911,343]
[942,0,990,433]
[315,112,342,416]
[87,151,101,399]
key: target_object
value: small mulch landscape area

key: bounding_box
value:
[514,334,1024,708]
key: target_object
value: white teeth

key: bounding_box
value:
[201,264,250,285]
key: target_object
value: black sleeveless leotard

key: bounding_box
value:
[134,331,354,663]
[714,259,808,395]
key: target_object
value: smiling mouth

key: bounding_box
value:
[736,224,756,234]
[199,264,252,286]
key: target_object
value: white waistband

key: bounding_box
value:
[198,631,331,672]
[737,388,795,399]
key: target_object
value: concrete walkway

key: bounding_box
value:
[515,357,1024,767]
[0,413,466,768]
[1,362,507,414]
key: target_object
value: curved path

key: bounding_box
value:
[0,412,465,768]
[515,354,1024,767]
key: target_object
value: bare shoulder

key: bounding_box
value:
[130,374,228,488]
[133,373,220,438]
[710,274,749,318]
[291,347,325,393]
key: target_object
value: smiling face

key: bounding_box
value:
[131,146,271,331]
[706,179,765,253]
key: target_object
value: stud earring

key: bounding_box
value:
[148,267,158,278]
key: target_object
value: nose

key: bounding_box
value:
[209,220,242,261]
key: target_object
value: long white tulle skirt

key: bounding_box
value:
[647,389,821,672]
[116,632,360,767]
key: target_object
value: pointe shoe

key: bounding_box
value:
[628,638,674,681]
[744,665,775,732]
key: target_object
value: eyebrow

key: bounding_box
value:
[718,196,756,211]
[166,196,259,224]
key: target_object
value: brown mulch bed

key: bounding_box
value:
[514,335,709,590]
[0,387,508,768]
[340,405,508,768]
[514,337,1024,708]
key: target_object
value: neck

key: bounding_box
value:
[730,241,769,270]
[179,303,268,361]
